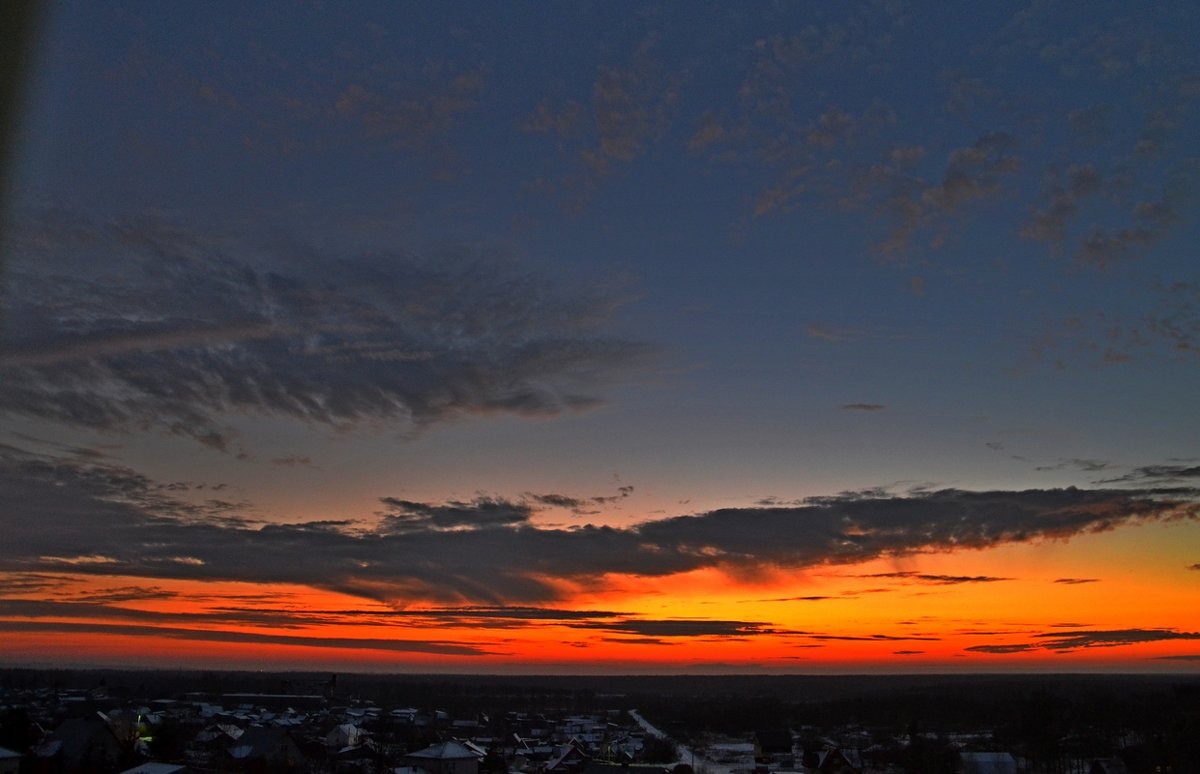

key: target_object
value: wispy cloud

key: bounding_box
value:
[967,628,1200,654]
[856,572,1013,585]
[1,214,654,452]
[0,619,496,656]
[523,36,682,211]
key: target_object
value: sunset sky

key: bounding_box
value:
[1,1,1198,673]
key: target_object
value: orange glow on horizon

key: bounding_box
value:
[3,521,1199,674]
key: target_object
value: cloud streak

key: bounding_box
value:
[1,214,654,451]
[966,628,1200,654]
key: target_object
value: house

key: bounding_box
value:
[225,726,307,770]
[325,723,364,750]
[544,739,589,774]
[36,716,127,772]
[812,747,862,774]
[118,764,187,774]
[958,752,1017,774]
[1090,759,1128,774]
[403,740,481,774]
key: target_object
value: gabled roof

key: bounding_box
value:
[960,751,1017,774]
[408,740,479,760]
[118,763,186,774]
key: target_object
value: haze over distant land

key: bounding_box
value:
[1,2,1198,672]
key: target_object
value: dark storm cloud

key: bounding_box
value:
[0,215,654,450]
[967,628,1200,654]
[1,445,1197,604]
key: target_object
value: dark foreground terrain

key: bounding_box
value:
[0,669,1196,773]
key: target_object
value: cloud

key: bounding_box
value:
[0,619,495,656]
[1072,170,1194,268]
[379,497,533,532]
[270,456,315,468]
[1,214,654,450]
[840,403,885,412]
[856,572,1013,585]
[1036,458,1110,473]
[1021,164,1103,244]
[566,618,776,639]
[525,485,634,514]
[0,445,1197,605]
[1035,282,1200,367]
[809,633,940,642]
[1053,577,1100,584]
[966,628,1200,654]
[761,595,839,603]
[1095,463,1200,485]
[1189,563,1200,571]
[523,36,682,210]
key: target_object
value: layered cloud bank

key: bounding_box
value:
[2,444,1196,606]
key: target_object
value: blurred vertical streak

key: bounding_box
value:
[0,0,44,334]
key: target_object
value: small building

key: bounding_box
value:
[545,739,590,774]
[36,716,127,772]
[225,726,307,770]
[404,740,482,774]
[813,747,862,774]
[958,752,1017,774]
[1090,759,1128,774]
[118,764,187,774]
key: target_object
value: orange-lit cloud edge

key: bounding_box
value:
[3,517,1199,674]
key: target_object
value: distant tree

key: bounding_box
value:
[146,716,188,763]
[481,746,508,774]
[641,736,678,764]
[901,733,955,774]
[0,707,31,752]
